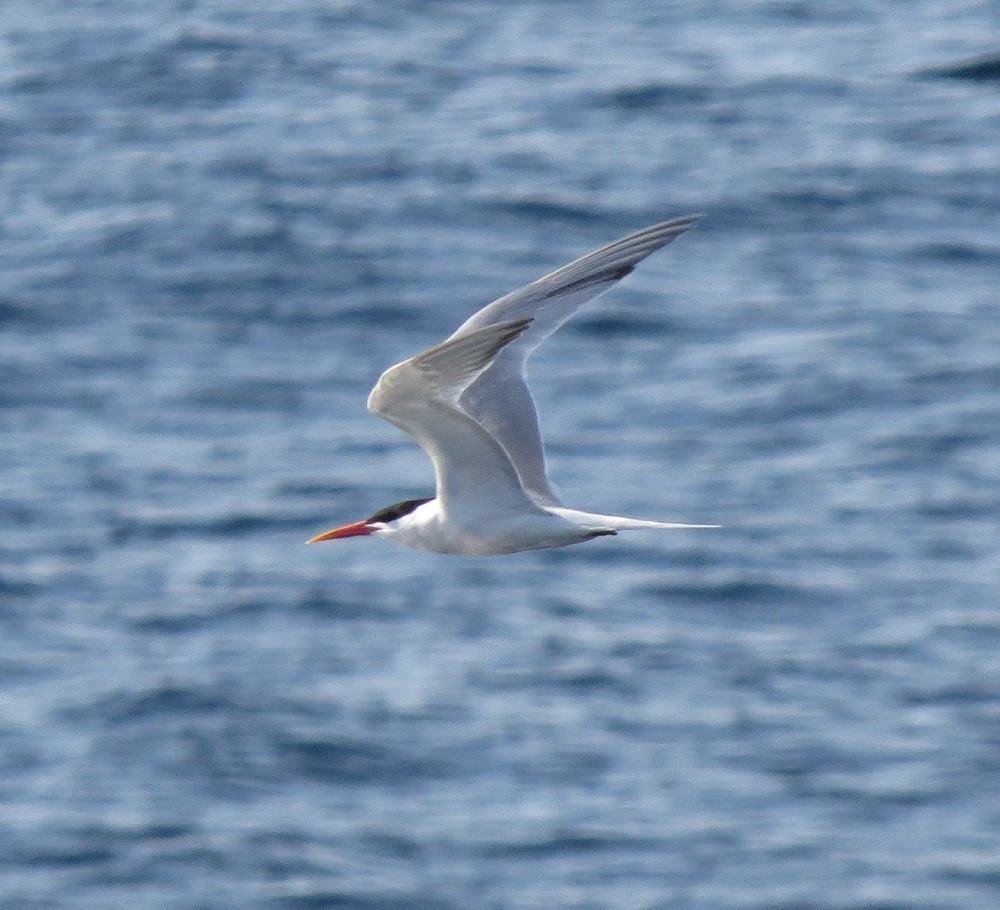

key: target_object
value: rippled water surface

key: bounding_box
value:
[2,2,999,908]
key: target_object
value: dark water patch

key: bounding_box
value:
[471,659,637,700]
[592,81,709,113]
[910,241,1000,265]
[909,361,1000,395]
[918,53,1000,82]
[90,30,270,111]
[473,193,602,225]
[551,665,635,696]
[636,576,822,609]
[920,535,987,562]
[64,349,150,376]
[295,149,419,184]
[359,830,424,861]
[0,367,110,411]
[128,598,275,634]
[162,272,290,309]
[494,149,560,175]
[243,829,333,879]
[269,892,458,910]
[917,497,994,521]
[479,830,664,860]
[94,683,242,726]
[339,441,417,462]
[274,480,356,499]
[387,58,470,97]
[276,735,449,786]
[611,640,682,672]
[938,862,1000,888]
[0,573,39,600]
[541,596,594,619]
[0,296,53,326]
[900,681,998,709]
[131,821,195,842]
[109,509,311,543]
[293,587,401,621]
[573,310,683,338]
[511,747,613,788]
[730,73,854,107]
[206,153,277,183]
[762,738,875,784]
[768,185,890,216]
[180,378,304,413]
[206,219,295,257]
[810,770,946,809]
[9,837,117,870]
[14,819,198,871]
[76,684,285,795]
[869,428,995,470]
[338,303,426,329]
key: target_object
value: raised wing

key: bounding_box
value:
[367,318,548,520]
[450,216,701,506]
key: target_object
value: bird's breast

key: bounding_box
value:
[385,507,599,556]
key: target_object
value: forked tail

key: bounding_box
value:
[551,507,720,532]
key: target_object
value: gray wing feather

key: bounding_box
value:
[452,216,701,505]
[368,318,546,517]
[413,318,533,386]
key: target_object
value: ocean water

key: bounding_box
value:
[2,2,999,908]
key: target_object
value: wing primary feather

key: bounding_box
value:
[413,317,533,385]
[447,216,702,508]
[543,263,634,300]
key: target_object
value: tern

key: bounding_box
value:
[308,216,717,555]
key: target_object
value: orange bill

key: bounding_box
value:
[307,521,373,543]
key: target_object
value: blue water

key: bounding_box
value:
[3,2,999,907]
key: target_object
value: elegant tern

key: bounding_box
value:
[309,216,717,555]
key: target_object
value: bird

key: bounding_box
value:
[308,216,718,555]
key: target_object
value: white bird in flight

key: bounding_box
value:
[308,216,717,555]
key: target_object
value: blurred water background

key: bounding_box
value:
[2,1,1000,908]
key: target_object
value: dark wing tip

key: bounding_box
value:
[544,263,634,300]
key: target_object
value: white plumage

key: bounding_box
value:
[309,216,717,555]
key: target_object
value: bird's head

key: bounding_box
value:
[307,497,432,544]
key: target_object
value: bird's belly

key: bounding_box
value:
[392,513,601,556]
